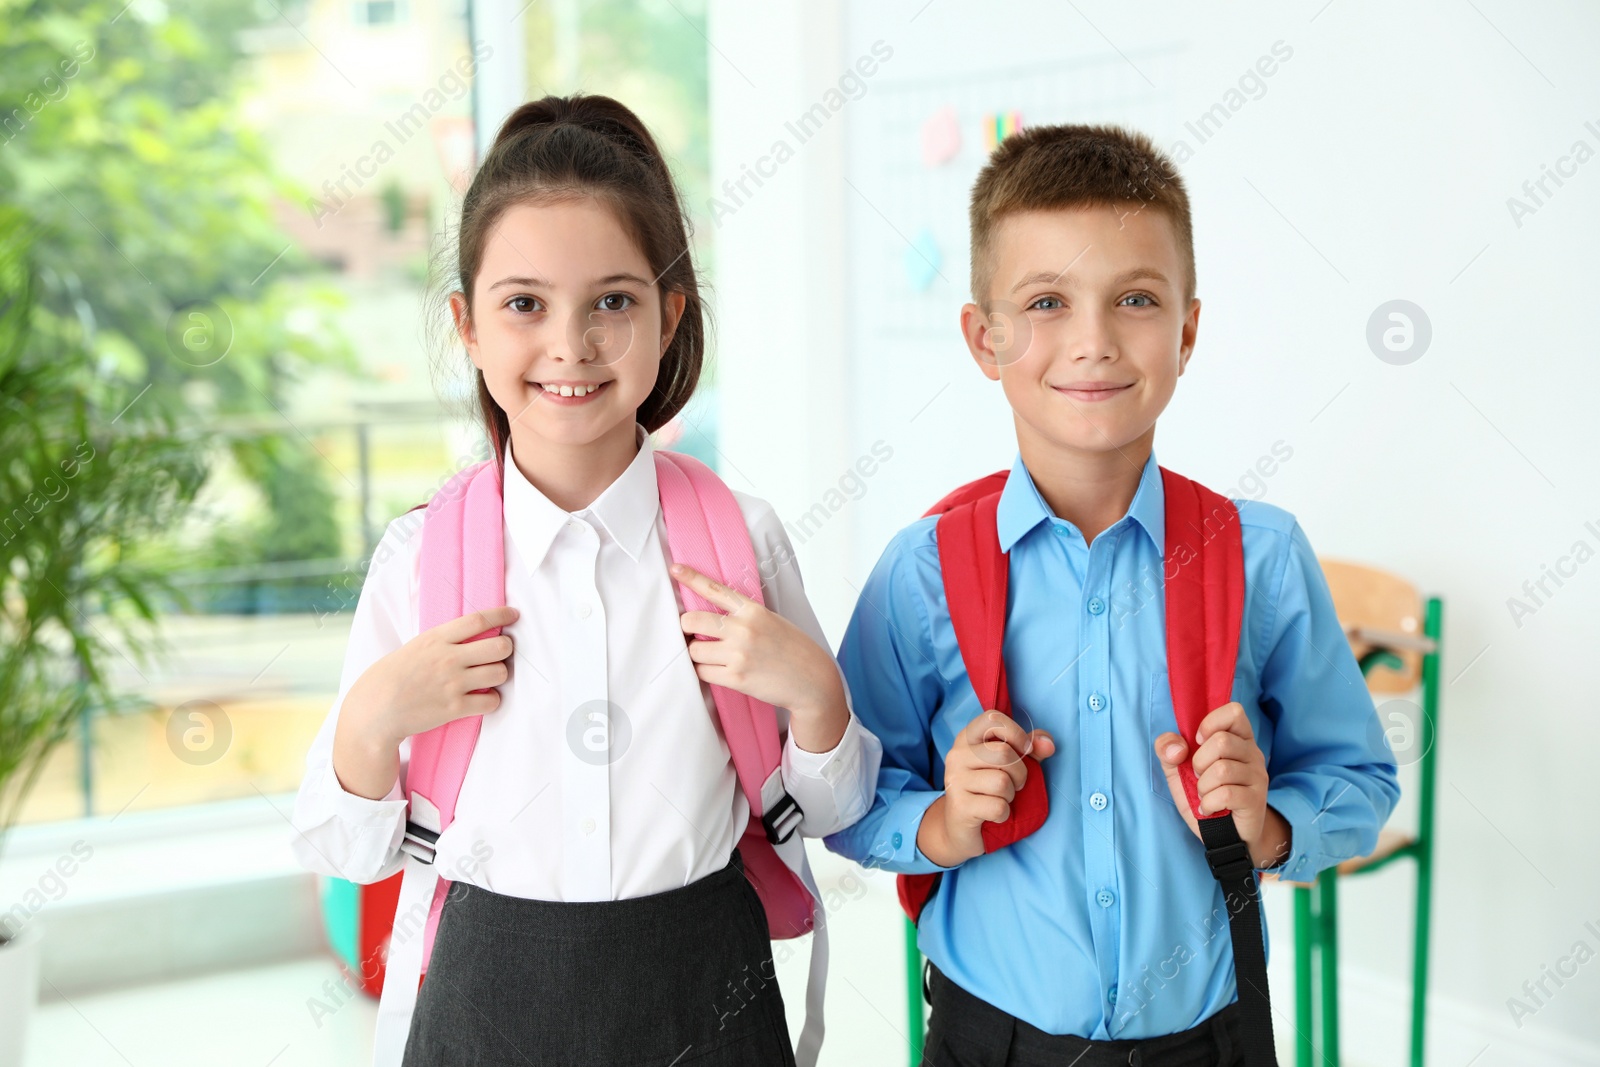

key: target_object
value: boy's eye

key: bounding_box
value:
[508,295,542,313]
[596,292,634,312]
[1122,292,1156,308]
[1028,296,1063,311]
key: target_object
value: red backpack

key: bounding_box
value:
[899,466,1278,1066]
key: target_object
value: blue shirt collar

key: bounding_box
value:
[995,450,1165,555]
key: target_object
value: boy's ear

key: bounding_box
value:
[961,301,1003,382]
[1176,296,1201,376]
[450,291,481,369]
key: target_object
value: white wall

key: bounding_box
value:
[713,1,1600,1063]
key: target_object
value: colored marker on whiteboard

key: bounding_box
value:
[921,105,962,166]
[984,111,1023,153]
[903,227,941,293]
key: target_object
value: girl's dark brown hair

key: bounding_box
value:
[455,94,705,466]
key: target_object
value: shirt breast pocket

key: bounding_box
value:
[1147,670,1180,798]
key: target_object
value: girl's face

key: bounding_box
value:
[452,197,686,452]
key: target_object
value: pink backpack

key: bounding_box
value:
[371,449,830,1067]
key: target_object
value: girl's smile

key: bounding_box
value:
[531,378,613,404]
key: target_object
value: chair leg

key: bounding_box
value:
[905,916,924,1067]
[1411,842,1432,1066]
[1319,870,1340,1066]
[1295,885,1316,1067]
[1411,595,1441,1067]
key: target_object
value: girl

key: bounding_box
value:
[289,94,881,1067]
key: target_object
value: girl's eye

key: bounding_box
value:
[596,292,634,312]
[1028,296,1063,311]
[508,296,542,314]
[1122,292,1157,308]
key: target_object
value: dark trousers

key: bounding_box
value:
[921,960,1244,1067]
[402,849,797,1066]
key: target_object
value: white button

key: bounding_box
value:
[580,817,595,834]
[575,602,592,619]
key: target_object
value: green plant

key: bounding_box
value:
[0,206,205,871]
[379,179,407,234]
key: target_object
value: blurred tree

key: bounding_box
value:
[0,204,207,842]
[0,0,356,592]
[521,0,710,245]
[380,178,407,234]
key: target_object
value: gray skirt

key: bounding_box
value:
[401,849,798,1067]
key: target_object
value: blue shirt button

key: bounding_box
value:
[1097,889,1115,908]
[892,831,903,850]
[1087,597,1105,615]
[1053,523,1068,536]
[1089,791,1108,811]
[1087,692,1106,713]
[1109,984,1118,1003]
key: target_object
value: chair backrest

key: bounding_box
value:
[1318,558,1425,693]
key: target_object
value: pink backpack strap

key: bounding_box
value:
[653,451,806,852]
[406,458,507,972]
[655,450,826,1067]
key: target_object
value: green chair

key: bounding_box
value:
[901,560,1442,1067]
[905,916,926,1065]
[1262,559,1441,1067]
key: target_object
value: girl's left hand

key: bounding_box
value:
[671,562,844,721]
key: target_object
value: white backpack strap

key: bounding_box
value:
[773,831,828,1067]
[370,851,439,1067]
[370,791,445,1067]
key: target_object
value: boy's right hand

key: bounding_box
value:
[346,606,521,746]
[918,710,1056,867]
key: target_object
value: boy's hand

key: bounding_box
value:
[671,563,848,752]
[918,710,1056,867]
[1154,702,1291,869]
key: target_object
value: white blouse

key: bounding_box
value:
[288,423,881,902]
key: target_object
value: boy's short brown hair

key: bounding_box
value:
[968,123,1194,306]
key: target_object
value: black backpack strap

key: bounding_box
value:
[1199,813,1279,1066]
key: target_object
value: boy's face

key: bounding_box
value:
[961,203,1200,462]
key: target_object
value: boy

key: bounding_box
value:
[824,124,1400,1065]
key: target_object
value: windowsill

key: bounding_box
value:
[1,792,307,906]
[1,793,326,999]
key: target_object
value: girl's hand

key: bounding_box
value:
[671,563,846,742]
[346,605,521,746]
[1154,701,1292,869]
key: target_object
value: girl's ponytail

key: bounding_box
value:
[456,94,706,460]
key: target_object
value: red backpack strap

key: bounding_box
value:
[936,494,1048,854]
[1160,467,1247,821]
[896,470,1049,923]
[925,469,1008,516]
[1160,467,1277,1067]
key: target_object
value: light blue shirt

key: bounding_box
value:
[824,449,1400,1039]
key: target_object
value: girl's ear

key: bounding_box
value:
[659,290,687,357]
[450,291,480,367]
